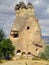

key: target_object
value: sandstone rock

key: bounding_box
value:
[15,4,20,10]
[10,2,44,57]
[12,57,16,60]
[27,2,33,9]
[19,2,27,9]
[15,2,27,10]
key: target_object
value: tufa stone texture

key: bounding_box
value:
[9,2,45,57]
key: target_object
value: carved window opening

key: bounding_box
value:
[13,33,19,38]
[27,26,30,30]
[22,52,26,55]
[36,48,39,54]
[36,48,38,51]
[27,52,31,55]
[11,31,19,38]
[34,44,43,48]
[16,50,21,53]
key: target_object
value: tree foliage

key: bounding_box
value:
[0,39,15,60]
[40,45,49,60]
[0,28,15,60]
[0,28,5,42]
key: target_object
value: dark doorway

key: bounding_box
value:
[27,26,30,30]
[16,50,21,53]
[14,33,19,38]
[22,52,26,55]
[36,48,38,51]
[13,31,19,38]
[27,52,31,55]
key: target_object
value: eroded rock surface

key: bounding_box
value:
[10,2,44,57]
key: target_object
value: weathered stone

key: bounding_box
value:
[15,4,20,10]
[10,2,44,57]
[15,2,27,10]
[27,2,33,9]
[19,2,27,9]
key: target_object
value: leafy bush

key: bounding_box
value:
[40,45,49,60]
[0,39,15,60]
[0,28,15,60]
[0,28,5,42]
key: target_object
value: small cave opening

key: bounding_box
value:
[22,52,26,55]
[27,52,31,55]
[13,33,19,38]
[36,48,39,54]
[36,48,38,51]
[16,50,21,53]
[27,26,30,30]
[11,31,19,38]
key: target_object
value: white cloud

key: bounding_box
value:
[0,0,49,36]
[33,0,40,5]
[46,7,49,13]
[42,33,49,36]
[39,19,49,36]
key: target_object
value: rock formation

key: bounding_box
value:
[10,2,44,57]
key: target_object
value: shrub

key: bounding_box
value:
[0,39,15,60]
[40,45,49,60]
[0,28,5,42]
[0,28,15,60]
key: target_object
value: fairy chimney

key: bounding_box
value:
[10,2,44,56]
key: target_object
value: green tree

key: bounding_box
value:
[0,43,3,59]
[40,45,49,60]
[0,39,15,60]
[0,28,5,42]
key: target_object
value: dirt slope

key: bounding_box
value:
[0,59,49,65]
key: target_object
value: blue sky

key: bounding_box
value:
[0,0,49,37]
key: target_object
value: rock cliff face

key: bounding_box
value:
[10,2,44,56]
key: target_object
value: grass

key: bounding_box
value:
[32,57,41,60]
[25,62,28,65]
[0,58,49,65]
[0,60,2,63]
[0,59,7,63]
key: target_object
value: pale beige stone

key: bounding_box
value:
[9,2,44,57]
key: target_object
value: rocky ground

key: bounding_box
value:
[0,59,49,65]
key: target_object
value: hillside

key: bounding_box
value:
[0,59,49,65]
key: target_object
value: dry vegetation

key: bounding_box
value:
[0,58,49,65]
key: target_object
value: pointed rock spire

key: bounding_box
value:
[15,2,33,10]
[27,2,33,9]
